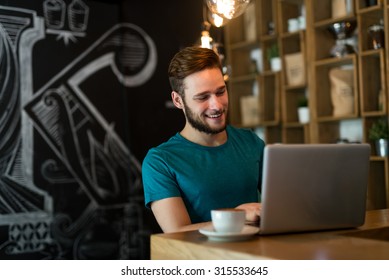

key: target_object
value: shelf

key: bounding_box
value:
[282,125,310,143]
[313,15,357,27]
[359,50,386,115]
[283,83,307,90]
[371,156,389,161]
[357,0,383,12]
[261,73,281,124]
[317,115,360,122]
[357,8,384,52]
[283,122,308,127]
[358,5,383,14]
[314,54,355,66]
[229,40,259,51]
[229,74,257,83]
[360,48,383,56]
[229,48,260,77]
[225,0,389,209]
[224,2,261,44]
[280,30,303,38]
[312,0,356,24]
[314,54,359,120]
[362,111,387,117]
[258,0,278,37]
[367,158,388,209]
[259,34,278,42]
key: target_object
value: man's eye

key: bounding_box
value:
[197,96,208,101]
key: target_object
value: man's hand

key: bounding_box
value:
[235,202,261,222]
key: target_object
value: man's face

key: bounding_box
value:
[181,67,228,135]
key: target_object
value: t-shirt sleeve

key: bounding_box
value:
[142,149,181,209]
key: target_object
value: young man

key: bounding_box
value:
[142,46,265,233]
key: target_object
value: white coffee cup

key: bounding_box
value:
[211,208,246,233]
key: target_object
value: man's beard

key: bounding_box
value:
[183,100,226,135]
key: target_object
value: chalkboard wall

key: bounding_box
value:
[0,0,205,259]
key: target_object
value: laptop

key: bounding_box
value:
[258,143,370,235]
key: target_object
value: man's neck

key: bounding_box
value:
[180,125,227,147]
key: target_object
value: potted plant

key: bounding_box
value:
[369,118,389,156]
[266,43,281,72]
[297,96,309,124]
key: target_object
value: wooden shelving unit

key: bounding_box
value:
[278,0,308,143]
[224,0,282,143]
[224,0,389,209]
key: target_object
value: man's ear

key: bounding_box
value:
[171,91,183,109]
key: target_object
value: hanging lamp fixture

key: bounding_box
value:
[205,0,251,20]
[200,21,213,49]
[207,7,230,27]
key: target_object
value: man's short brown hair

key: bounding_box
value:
[168,47,222,96]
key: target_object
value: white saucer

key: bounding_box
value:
[199,225,259,242]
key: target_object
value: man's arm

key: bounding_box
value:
[151,197,211,233]
[151,198,261,233]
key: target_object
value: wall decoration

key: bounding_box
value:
[0,1,157,259]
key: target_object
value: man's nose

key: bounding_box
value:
[208,95,223,109]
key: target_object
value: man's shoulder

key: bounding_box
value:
[227,125,252,135]
[227,126,264,143]
[144,133,185,160]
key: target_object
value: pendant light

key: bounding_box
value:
[207,8,230,27]
[205,0,251,20]
[200,21,213,49]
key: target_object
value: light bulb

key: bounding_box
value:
[206,0,251,20]
[208,10,230,27]
[200,30,213,49]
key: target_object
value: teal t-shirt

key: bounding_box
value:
[142,125,265,223]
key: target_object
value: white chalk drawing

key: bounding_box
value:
[68,0,89,32]
[43,0,66,29]
[0,2,157,259]
[44,0,89,45]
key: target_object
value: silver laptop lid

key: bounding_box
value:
[260,144,370,235]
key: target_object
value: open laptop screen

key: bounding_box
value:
[259,144,370,235]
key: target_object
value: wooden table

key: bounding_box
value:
[151,209,389,259]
